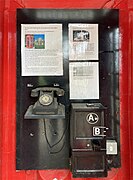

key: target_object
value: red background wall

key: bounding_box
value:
[0,0,133,179]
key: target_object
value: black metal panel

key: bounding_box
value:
[72,152,107,178]
[16,9,120,171]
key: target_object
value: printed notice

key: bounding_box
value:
[21,24,63,76]
[69,62,99,99]
[69,24,98,60]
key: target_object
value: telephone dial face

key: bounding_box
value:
[39,93,53,106]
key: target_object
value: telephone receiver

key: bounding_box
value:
[31,87,65,97]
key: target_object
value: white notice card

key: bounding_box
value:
[69,62,99,99]
[69,24,98,60]
[21,24,63,76]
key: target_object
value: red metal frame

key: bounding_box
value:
[1,0,133,179]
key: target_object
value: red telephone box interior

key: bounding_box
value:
[0,0,133,179]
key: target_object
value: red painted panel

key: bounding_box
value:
[128,10,133,179]
[0,1,4,179]
[1,0,133,179]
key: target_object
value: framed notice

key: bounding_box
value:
[69,24,98,60]
[21,24,63,76]
[69,62,99,99]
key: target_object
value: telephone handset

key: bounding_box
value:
[30,87,65,115]
[31,87,65,98]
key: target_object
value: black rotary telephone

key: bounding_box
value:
[30,87,65,115]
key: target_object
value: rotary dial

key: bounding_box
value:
[39,94,53,106]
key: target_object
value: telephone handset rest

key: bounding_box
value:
[31,87,64,97]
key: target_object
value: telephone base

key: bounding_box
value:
[24,104,65,120]
[32,98,58,115]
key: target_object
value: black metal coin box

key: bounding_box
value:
[70,103,107,177]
